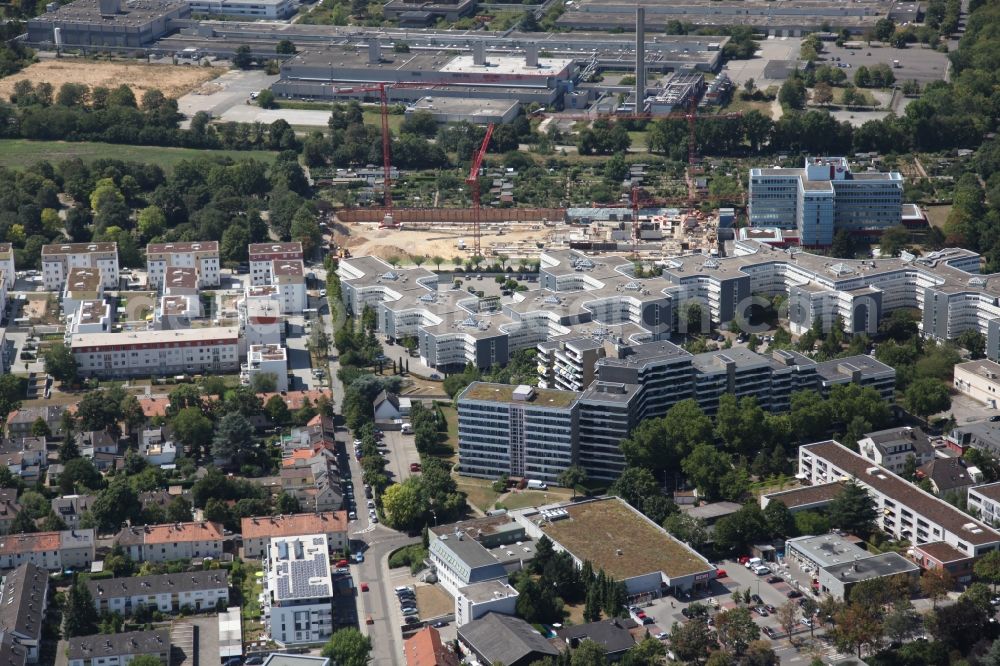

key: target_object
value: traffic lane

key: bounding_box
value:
[357,533,419,665]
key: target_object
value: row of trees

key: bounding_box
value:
[0,81,299,152]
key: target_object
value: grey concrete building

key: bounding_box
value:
[27,0,189,47]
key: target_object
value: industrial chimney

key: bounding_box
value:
[368,41,381,65]
[473,41,486,66]
[635,7,646,113]
[525,43,539,68]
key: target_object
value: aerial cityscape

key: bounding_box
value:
[0,0,997,663]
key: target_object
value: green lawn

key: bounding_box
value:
[0,139,278,170]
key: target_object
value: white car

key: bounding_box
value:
[753,565,772,576]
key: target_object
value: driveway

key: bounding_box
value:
[177,70,279,125]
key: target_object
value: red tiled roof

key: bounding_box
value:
[240,511,348,540]
[405,627,458,666]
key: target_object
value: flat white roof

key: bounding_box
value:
[440,54,574,77]
[218,607,243,658]
[69,326,240,349]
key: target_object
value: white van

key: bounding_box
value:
[527,479,548,490]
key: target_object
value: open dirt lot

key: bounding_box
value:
[0,60,220,103]
[335,222,558,263]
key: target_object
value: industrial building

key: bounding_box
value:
[749,157,904,247]
[646,71,704,114]
[954,359,1000,408]
[554,0,921,36]
[272,43,576,106]
[382,0,475,24]
[514,497,716,595]
[187,0,294,18]
[785,534,919,600]
[406,97,520,125]
[27,0,189,47]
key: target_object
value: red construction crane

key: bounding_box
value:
[466,123,495,259]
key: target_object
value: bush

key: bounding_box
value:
[388,544,427,575]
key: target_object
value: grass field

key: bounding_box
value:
[925,204,952,229]
[0,140,278,170]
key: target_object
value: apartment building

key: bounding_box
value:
[968,482,1000,528]
[857,426,935,474]
[145,242,220,289]
[250,243,303,286]
[0,529,95,571]
[255,453,343,512]
[113,522,224,563]
[242,512,348,560]
[264,535,334,646]
[41,242,118,292]
[61,268,103,316]
[88,571,229,614]
[272,260,307,314]
[0,438,47,486]
[66,300,111,337]
[799,440,1000,580]
[69,327,241,379]
[0,563,47,663]
[954,359,1000,408]
[139,428,176,467]
[457,383,579,483]
[67,629,170,666]
[240,298,284,347]
[749,157,903,247]
[5,406,66,439]
[246,344,289,393]
[537,336,605,392]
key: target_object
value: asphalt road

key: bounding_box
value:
[320,273,418,665]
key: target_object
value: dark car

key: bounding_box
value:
[766,576,783,584]
[762,626,777,639]
[765,604,776,613]
[991,416,1000,423]
[786,590,802,599]
[751,594,763,605]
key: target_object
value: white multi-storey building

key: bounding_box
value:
[146,242,220,289]
[69,327,241,378]
[857,426,935,474]
[41,242,118,292]
[186,0,295,19]
[749,157,903,247]
[968,482,1000,528]
[0,243,14,290]
[250,242,303,286]
[88,571,229,615]
[458,383,579,483]
[799,440,1000,580]
[61,268,104,316]
[272,260,307,314]
[263,534,334,646]
[246,344,289,392]
[66,300,111,337]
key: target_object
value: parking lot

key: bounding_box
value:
[819,43,950,85]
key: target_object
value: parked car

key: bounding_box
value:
[432,621,448,628]
[360,583,369,592]
[404,615,419,624]
[764,604,776,613]
[762,626,777,639]
[753,606,768,617]
[751,594,763,605]
[715,568,727,578]
[787,590,802,599]
[766,576,783,584]
[753,565,772,576]
[799,618,814,628]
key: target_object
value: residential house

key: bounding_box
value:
[6,406,66,439]
[0,529,95,572]
[241,511,349,560]
[0,491,21,536]
[0,439,46,484]
[858,426,936,474]
[917,457,983,496]
[88,571,229,615]
[0,630,28,666]
[67,629,170,666]
[256,452,342,513]
[0,563,47,663]
[556,619,638,661]
[373,391,409,421]
[78,431,119,472]
[139,429,176,467]
[403,626,458,666]
[113,522,224,564]
[457,613,558,666]
[50,495,94,530]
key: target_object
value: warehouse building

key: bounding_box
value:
[187,0,294,18]
[515,497,716,595]
[272,43,576,106]
[27,0,189,47]
[405,97,520,125]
